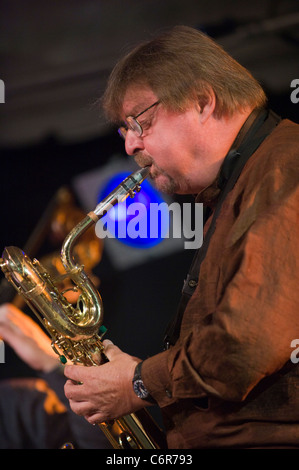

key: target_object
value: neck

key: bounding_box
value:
[190,107,254,194]
[210,107,255,158]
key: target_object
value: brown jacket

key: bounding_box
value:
[142,119,299,448]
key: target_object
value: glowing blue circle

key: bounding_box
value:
[97,171,169,248]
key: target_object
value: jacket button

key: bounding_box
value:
[188,279,197,288]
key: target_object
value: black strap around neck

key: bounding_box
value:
[164,108,281,349]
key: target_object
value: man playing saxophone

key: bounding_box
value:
[63,26,299,449]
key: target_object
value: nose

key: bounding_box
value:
[125,130,145,156]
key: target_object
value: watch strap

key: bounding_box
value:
[132,361,156,404]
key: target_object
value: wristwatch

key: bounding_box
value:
[132,362,156,403]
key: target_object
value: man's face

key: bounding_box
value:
[120,86,220,195]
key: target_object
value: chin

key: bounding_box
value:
[151,174,178,195]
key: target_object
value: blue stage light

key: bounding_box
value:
[97,172,169,248]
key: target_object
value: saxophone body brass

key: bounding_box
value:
[0,167,166,449]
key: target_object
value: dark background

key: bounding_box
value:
[0,0,298,379]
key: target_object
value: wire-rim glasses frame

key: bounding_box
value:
[118,101,160,140]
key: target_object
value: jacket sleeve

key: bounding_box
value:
[142,167,299,407]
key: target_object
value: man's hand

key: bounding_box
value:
[0,303,58,372]
[64,340,150,425]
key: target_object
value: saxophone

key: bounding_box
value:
[0,166,166,450]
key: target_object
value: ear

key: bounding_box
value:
[197,88,216,124]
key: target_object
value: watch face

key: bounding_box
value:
[133,379,149,399]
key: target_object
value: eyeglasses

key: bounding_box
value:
[118,101,160,140]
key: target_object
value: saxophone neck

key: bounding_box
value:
[61,215,94,272]
[61,166,150,270]
[60,166,150,290]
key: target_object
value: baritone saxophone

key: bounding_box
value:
[0,166,166,449]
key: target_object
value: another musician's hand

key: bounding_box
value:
[64,340,150,424]
[0,303,58,372]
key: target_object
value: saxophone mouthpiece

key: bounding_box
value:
[140,166,150,180]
